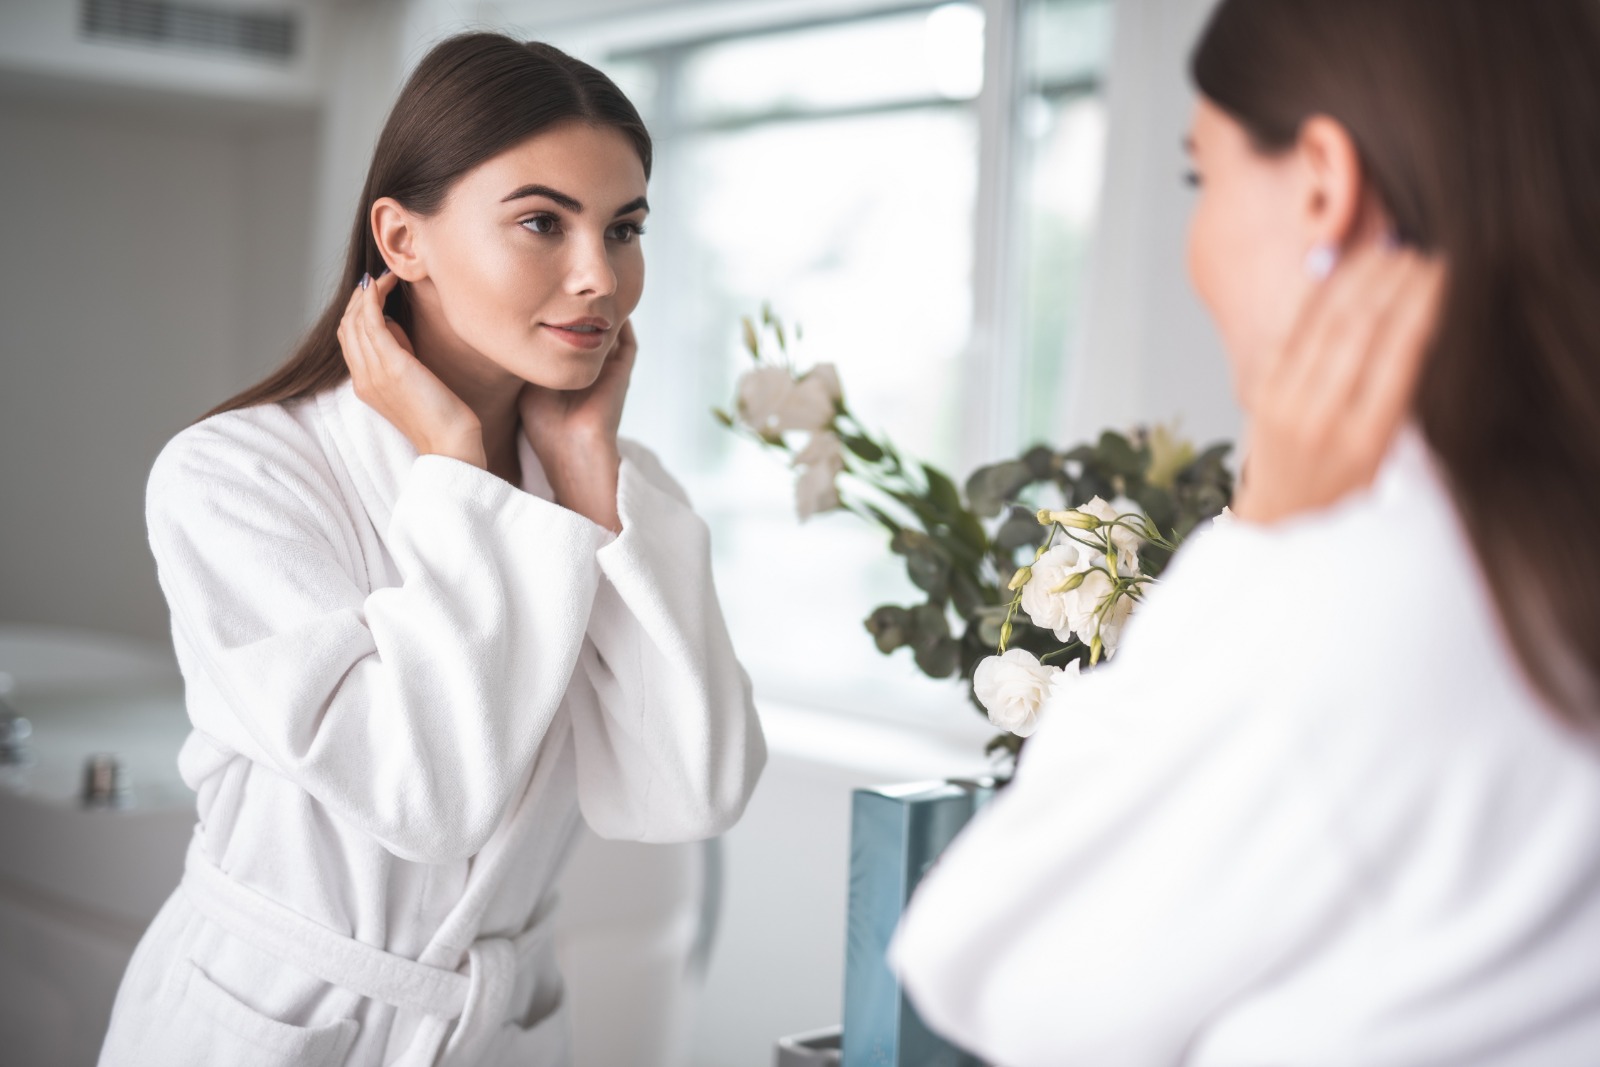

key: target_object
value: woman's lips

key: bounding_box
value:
[542,322,609,350]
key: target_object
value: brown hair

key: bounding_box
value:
[1193,0,1600,727]
[204,33,651,419]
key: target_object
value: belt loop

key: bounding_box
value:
[440,937,518,1066]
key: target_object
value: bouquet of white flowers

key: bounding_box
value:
[715,308,1234,757]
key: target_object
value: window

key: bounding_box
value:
[542,0,1114,723]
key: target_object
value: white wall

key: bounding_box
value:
[1066,0,1238,449]
[0,90,316,642]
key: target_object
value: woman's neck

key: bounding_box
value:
[407,312,523,485]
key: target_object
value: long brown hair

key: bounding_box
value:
[1193,0,1600,728]
[204,33,651,420]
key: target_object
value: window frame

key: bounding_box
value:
[525,0,1111,729]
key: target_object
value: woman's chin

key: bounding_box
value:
[512,354,606,392]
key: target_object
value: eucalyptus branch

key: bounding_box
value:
[717,304,1236,748]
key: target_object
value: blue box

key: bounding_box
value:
[842,779,996,1067]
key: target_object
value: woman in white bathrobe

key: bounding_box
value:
[98,34,765,1067]
[892,0,1600,1063]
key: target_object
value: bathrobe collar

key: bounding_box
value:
[316,378,553,534]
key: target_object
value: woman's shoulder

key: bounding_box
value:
[148,395,345,520]
[1125,430,1576,767]
[1153,433,1469,654]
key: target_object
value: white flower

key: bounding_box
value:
[1079,495,1144,560]
[793,430,845,520]
[1018,536,1138,656]
[973,649,1060,737]
[1061,567,1135,657]
[1019,544,1089,640]
[736,366,793,434]
[805,363,843,404]
[777,366,840,433]
[733,363,842,436]
[1213,505,1236,528]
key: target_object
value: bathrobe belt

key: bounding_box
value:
[180,847,552,1065]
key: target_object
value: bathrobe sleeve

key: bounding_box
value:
[888,527,1363,1067]
[146,420,612,865]
[566,439,767,843]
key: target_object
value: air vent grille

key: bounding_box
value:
[81,0,297,62]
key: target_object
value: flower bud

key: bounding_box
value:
[1035,508,1054,526]
[1050,572,1086,594]
[1106,551,1119,579]
[1007,567,1033,591]
[1053,509,1102,530]
[1090,635,1104,666]
[999,619,1013,649]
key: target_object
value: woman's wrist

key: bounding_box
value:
[420,427,488,470]
[538,439,622,531]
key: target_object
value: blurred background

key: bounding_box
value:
[0,0,1234,1064]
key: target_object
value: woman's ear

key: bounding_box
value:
[1296,115,1366,249]
[370,197,428,282]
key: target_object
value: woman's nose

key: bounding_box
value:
[565,235,617,297]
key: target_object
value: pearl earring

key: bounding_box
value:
[1304,242,1338,280]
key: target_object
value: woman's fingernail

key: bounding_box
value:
[359,273,371,290]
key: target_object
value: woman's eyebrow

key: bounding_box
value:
[500,185,650,218]
[501,183,582,210]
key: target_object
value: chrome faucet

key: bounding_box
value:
[0,672,31,767]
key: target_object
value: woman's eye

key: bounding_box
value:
[521,214,559,235]
[609,221,646,243]
[1182,170,1202,189]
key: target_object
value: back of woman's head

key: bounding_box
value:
[205,33,650,417]
[1193,0,1600,727]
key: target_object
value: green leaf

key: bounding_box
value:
[951,509,990,556]
[949,569,988,618]
[1022,444,1060,480]
[1062,444,1098,467]
[711,407,734,428]
[1127,484,1176,538]
[841,433,885,463]
[964,460,1031,518]
[923,464,964,516]
[913,636,961,679]
[863,605,912,654]
[984,732,1024,759]
[893,530,951,598]
[995,507,1047,551]
[862,503,904,538]
[1097,431,1143,479]
[974,605,1009,646]
[910,602,952,642]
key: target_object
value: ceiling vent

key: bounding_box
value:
[80,0,297,62]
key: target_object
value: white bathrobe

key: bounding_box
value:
[891,432,1600,1066]
[97,379,766,1067]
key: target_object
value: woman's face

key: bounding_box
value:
[400,120,648,391]
[1184,97,1317,407]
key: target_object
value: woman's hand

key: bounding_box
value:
[337,271,486,469]
[518,320,637,532]
[1233,246,1447,524]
